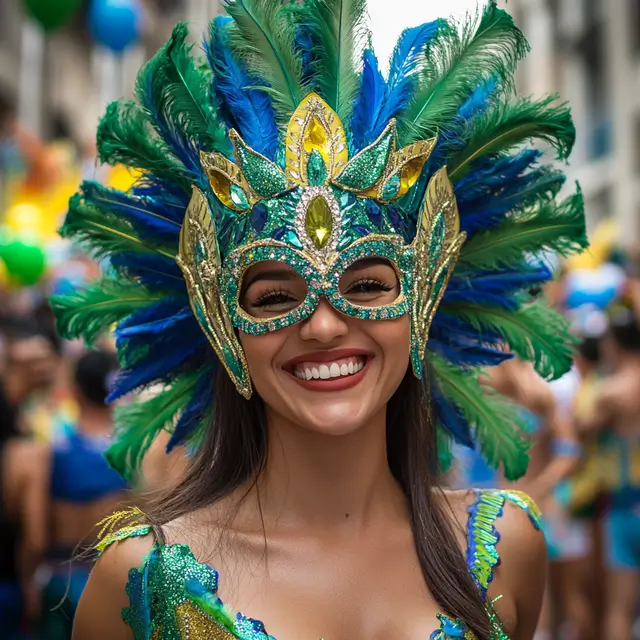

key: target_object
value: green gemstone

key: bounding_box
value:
[305,196,333,249]
[237,145,287,198]
[230,184,250,210]
[382,174,401,200]
[335,129,394,191]
[306,149,327,186]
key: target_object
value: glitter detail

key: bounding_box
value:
[500,490,542,530]
[409,168,466,378]
[306,149,328,186]
[333,121,395,192]
[294,186,341,267]
[231,130,289,199]
[177,188,252,398]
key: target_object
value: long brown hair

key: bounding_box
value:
[146,366,493,639]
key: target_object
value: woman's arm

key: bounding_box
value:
[73,534,154,640]
[495,499,547,640]
[6,440,50,621]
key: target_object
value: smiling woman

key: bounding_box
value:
[53,1,587,639]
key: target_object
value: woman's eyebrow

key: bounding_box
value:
[346,257,391,271]
[244,269,299,289]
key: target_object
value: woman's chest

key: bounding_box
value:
[205,535,457,640]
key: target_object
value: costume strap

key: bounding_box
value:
[465,490,541,599]
[95,506,152,553]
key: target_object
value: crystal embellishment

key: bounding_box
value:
[305,196,333,248]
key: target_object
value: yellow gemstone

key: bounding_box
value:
[398,157,427,197]
[303,115,330,163]
[209,172,233,208]
[305,196,333,249]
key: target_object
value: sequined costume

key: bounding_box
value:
[96,491,541,640]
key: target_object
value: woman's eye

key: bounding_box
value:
[346,279,394,295]
[253,291,298,308]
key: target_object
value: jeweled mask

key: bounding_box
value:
[176,93,466,399]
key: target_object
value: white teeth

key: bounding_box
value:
[293,357,367,381]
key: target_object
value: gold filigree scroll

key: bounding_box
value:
[409,167,467,376]
[176,187,252,398]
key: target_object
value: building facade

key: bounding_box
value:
[507,0,640,246]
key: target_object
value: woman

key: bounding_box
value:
[38,349,128,639]
[54,1,588,638]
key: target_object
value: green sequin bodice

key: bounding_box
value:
[98,490,541,640]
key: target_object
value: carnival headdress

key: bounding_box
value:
[52,0,587,481]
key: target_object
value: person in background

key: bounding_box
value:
[36,349,129,639]
[0,322,54,638]
[481,356,585,640]
[579,308,640,640]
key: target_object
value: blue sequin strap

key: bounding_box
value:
[465,490,542,601]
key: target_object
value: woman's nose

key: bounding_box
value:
[298,298,348,343]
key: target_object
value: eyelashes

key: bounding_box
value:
[345,277,395,294]
[251,288,298,308]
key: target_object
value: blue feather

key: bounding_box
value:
[116,298,191,336]
[82,181,181,242]
[350,49,387,150]
[382,22,441,125]
[207,16,279,159]
[137,71,202,177]
[167,368,216,451]
[429,379,474,447]
[110,253,186,291]
[108,328,206,402]
[457,77,497,122]
[430,337,512,369]
[442,286,518,310]
[132,178,190,213]
[461,265,552,295]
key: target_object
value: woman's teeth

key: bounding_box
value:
[294,358,365,380]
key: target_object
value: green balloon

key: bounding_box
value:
[23,0,82,32]
[0,240,46,286]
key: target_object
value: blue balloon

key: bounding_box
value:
[88,0,141,53]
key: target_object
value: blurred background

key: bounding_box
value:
[0,0,639,639]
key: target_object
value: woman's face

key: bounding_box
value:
[239,259,410,435]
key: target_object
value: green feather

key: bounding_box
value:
[449,95,576,181]
[136,22,228,154]
[441,300,576,381]
[428,353,530,480]
[225,0,305,125]
[436,427,454,474]
[107,372,202,481]
[296,0,367,121]
[97,100,192,193]
[60,190,176,260]
[459,188,588,270]
[400,1,529,144]
[51,278,159,345]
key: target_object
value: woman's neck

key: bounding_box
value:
[243,407,406,532]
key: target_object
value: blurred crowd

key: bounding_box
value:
[3,23,640,640]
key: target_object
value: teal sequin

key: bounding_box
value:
[306,149,328,186]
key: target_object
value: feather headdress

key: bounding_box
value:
[52,0,587,481]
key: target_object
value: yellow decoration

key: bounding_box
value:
[305,195,333,249]
[286,93,348,185]
[200,150,255,213]
[566,218,618,271]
